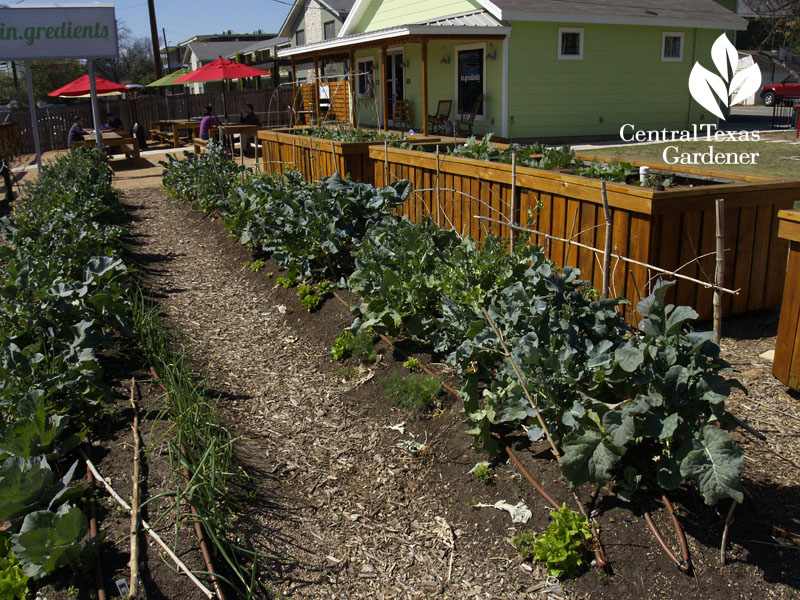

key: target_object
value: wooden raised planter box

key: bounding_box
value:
[368,145,800,322]
[773,210,800,390]
[257,129,440,184]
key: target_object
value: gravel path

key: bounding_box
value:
[121,185,549,600]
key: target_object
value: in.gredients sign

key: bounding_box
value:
[0,4,118,60]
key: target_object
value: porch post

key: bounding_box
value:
[348,49,357,127]
[290,58,298,127]
[421,39,429,136]
[380,45,388,132]
[313,55,320,125]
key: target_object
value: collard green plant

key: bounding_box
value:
[0,535,28,600]
[11,503,91,578]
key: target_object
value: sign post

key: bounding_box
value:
[0,4,119,169]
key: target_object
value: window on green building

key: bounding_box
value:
[324,20,335,40]
[558,28,583,60]
[296,29,305,46]
[662,32,684,61]
[456,45,484,117]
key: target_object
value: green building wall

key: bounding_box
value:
[356,0,482,33]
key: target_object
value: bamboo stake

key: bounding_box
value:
[331,140,338,175]
[480,307,560,459]
[79,451,215,599]
[714,199,725,345]
[510,151,517,252]
[86,458,108,600]
[129,379,141,598]
[383,139,389,185]
[435,145,441,226]
[265,139,272,174]
[601,181,613,298]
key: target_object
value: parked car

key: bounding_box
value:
[760,75,800,106]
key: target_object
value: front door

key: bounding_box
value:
[386,51,404,125]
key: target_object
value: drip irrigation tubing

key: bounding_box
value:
[330,290,608,569]
[642,496,691,573]
[149,366,227,600]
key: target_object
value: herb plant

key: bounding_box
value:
[378,373,443,412]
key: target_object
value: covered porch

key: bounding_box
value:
[277,12,510,137]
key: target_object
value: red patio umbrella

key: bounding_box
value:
[173,57,271,120]
[48,74,130,98]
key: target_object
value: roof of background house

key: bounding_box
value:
[234,36,290,56]
[487,0,746,28]
[184,41,267,63]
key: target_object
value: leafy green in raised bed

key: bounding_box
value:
[297,126,406,143]
[330,329,378,363]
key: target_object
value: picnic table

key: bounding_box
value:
[70,131,141,167]
[194,124,262,159]
[150,119,201,148]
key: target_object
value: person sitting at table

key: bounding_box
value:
[239,103,260,155]
[199,105,220,141]
[101,113,123,131]
[67,115,88,146]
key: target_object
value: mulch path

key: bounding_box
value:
[104,170,799,599]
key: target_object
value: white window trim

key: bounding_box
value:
[356,56,374,99]
[558,27,583,60]
[661,32,684,62]
[454,42,487,121]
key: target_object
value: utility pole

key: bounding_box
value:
[147,0,164,80]
[162,28,171,74]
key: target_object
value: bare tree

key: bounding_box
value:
[742,0,800,77]
[94,25,157,84]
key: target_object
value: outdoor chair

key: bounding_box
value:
[456,94,483,138]
[427,100,452,134]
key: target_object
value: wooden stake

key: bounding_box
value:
[435,145,441,226]
[601,181,612,298]
[129,378,141,598]
[510,151,517,252]
[80,451,215,599]
[383,139,389,184]
[714,199,725,345]
[331,140,338,175]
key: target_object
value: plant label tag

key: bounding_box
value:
[115,578,130,596]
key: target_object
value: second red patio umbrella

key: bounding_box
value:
[173,57,271,120]
[48,74,130,97]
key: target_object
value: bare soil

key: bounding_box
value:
[46,164,799,600]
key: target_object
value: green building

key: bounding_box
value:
[277,0,747,140]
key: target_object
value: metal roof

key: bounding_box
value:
[414,9,505,28]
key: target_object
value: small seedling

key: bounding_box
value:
[512,531,537,560]
[276,274,296,288]
[249,259,265,273]
[469,460,492,481]
[300,293,321,311]
[403,357,420,371]
[330,329,378,363]
[316,280,333,296]
[379,373,443,412]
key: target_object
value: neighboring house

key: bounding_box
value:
[277,0,747,138]
[226,36,290,88]
[278,0,355,80]
[172,31,277,93]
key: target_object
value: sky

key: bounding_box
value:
[14,0,293,47]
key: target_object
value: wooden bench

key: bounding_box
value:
[193,137,209,154]
[70,136,141,167]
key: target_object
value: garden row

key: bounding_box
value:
[0,149,265,599]
[0,149,129,591]
[258,128,800,322]
[162,146,748,526]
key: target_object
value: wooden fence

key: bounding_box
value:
[0,122,21,156]
[369,145,800,321]
[297,81,351,125]
[5,87,294,153]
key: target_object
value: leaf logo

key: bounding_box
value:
[688,34,761,120]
